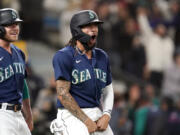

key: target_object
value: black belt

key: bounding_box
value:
[0,104,22,112]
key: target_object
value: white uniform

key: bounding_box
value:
[51,107,113,135]
[0,103,31,135]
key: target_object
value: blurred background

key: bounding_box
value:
[1,0,180,135]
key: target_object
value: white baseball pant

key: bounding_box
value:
[54,107,114,135]
[0,103,31,135]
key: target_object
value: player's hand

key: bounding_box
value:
[84,118,97,133]
[96,114,110,131]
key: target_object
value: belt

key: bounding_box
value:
[0,103,22,112]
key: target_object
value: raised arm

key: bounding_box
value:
[137,7,154,38]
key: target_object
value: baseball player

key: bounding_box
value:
[0,8,33,135]
[51,10,114,135]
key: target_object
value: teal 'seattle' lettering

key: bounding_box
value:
[0,63,25,83]
[72,68,106,84]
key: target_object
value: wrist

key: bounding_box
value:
[84,117,91,124]
[102,111,111,119]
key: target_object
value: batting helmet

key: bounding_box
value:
[0,8,23,38]
[70,10,103,49]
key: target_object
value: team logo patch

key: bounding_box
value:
[89,11,94,19]
[12,11,17,19]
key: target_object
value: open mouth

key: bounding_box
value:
[91,35,97,40]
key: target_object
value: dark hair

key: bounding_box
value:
[161,96,174,111]
[66,38,77,47]
[66,38,79,57]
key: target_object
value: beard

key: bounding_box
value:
[80,34,97,51]
[87,42,96,50]
[86,35,97,50]
[3,35,18,42]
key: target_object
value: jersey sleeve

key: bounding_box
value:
[52,51,73,81]
[19,50,28,78]
[12,45,28,78]
[19,50,26,61]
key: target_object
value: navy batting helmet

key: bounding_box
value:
[70,10,103,49]
[0,8,23,26]
[0,8,23,38]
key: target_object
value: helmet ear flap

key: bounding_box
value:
[0,26,5,38]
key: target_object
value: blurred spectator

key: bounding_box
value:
[126,83,141,135]
[96,1,113,52]
[110,1,147,81]
[151,96,176,135]
[137,7,174,89]
[95,1,121,73]
[165,96,180,135]
[43,0,68,12]
[32,76,57,135]
[19,0,44,41]
[155,0,171,21]
[110,93,132,135]
[26,63,45,107]
[145,102,160,135]
[167,0,180,47]
[162,48,180,99]
[80,0,96,10]
[144,83,160,106]
[112,12,140,77]
[125,0,138,18]
[122,35,146,80]
[126,83,141,118]
[155,0,180,47]
[112,1,131,54]
[148,3,165,28]
[134,94,151,135]
[58,1,81,46]
[110,81,132,135]
[136,0,152,9]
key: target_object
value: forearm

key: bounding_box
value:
[22,98,33,131]
[22,98,33,120]
[96,83,114,131]
[137,8,153,37]
[102,83,114,117]
[56,80,90,123]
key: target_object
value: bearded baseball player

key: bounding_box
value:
[51,10,114,135]
[0,8,33,134]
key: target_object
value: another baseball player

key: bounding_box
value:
[0,8,33,134]
[51,10,114,135]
